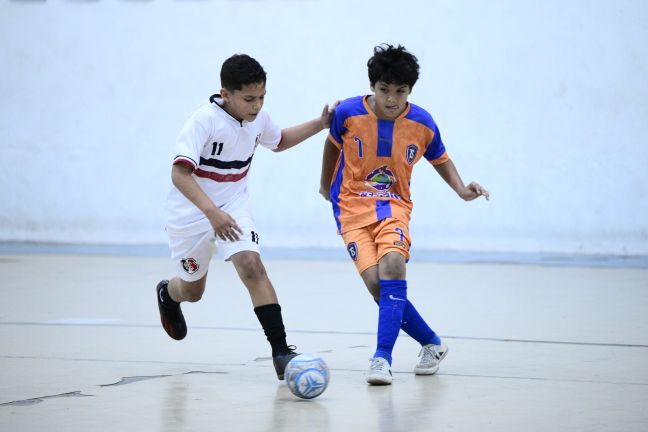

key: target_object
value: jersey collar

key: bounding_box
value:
[209,94,246,126]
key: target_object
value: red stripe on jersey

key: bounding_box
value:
[173,158,196,169]
[194,167,250,182]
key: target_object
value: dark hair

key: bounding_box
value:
[220,54,267,91]
[367,44,419,89]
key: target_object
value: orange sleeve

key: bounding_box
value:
[429,151,450,166]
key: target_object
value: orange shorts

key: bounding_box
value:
[341,218,411,274]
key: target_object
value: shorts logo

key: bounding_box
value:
[181,258,199,275]
[394,241,408,249]
[406,144,418,165]
[347,242,359,261]
[251,231,259,244]
[365,165,396,191]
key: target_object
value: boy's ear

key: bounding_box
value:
[220,88,230,101]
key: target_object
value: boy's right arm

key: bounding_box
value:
[171,164,243,241]
[319,138,340,201]
[433,159,490,201]
[273,104,335,152]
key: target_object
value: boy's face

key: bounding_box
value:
[370,81,411,120]
[221,82,266,122]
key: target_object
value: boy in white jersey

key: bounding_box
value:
[157,54,333,380]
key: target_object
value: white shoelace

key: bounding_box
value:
[370,358,389,371]
[419,346,440,365]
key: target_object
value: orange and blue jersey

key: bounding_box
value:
[327,95,449,234]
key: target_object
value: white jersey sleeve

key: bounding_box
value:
[257,111,281,150]
[173,107,213,169]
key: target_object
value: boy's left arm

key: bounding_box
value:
[273,104,334,152]
[434,159,490,201]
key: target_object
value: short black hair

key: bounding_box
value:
[220,54,266,91]
[367,44,420,89]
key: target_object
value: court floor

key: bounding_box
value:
[1,251,647,431]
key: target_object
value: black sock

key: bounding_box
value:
[159,281,179,306]
[254,304,289,356]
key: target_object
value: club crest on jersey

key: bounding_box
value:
[365,165,396,191]
[406,144,418,165]
[181,258,199,274]
[347,242,359,261]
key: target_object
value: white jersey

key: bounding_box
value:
[165,95,282,235]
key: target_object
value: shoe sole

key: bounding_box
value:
[413,365,439,375]
[366,375,393,385]
[414,346,449,375]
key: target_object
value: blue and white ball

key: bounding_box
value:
[285,354,330,399]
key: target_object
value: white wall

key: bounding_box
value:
[1,0,647,255]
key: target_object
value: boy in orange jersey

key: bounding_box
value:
[319,44,490,385]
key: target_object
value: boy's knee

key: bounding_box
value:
[379,252,406,280]
[233,252,267,282]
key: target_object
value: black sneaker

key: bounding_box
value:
[156,280,187,340]
[273,345,299,380]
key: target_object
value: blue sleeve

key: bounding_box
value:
[423,122,446,161]
[329,106,347,146]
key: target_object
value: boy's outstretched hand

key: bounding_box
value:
[459,182,490,201]
[319,101,339,130]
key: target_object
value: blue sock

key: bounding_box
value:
[373,296,441,346]
[373,280,407,365]
[401,301,442,346]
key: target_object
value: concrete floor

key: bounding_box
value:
[1,253,647,431]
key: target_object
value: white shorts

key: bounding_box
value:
[166,194,260,282]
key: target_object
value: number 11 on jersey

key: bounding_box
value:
[211,142,224,156]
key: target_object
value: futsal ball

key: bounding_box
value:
[284,353,330,399]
